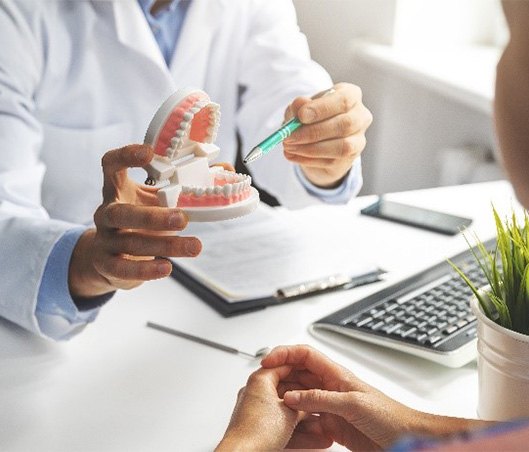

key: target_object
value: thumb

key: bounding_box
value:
[284,389,352,418]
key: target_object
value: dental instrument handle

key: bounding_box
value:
[146,321,257,358]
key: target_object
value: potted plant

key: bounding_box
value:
[451,207,529,421]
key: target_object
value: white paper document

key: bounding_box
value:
[173,204,379,302]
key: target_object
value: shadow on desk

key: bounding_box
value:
[0,318,63,449]
[313,329,477,397]
[0,317,59,361]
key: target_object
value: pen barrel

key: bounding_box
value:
[257,118,302,155]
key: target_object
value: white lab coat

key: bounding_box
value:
[0,0,338,335]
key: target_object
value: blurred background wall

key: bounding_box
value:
[293,0,507,195]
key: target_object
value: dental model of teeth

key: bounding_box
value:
[143,88,259,222]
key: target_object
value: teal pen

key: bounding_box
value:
[243,87,335,164]
[243,117,302,164]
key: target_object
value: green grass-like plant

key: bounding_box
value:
[449,207,529,335]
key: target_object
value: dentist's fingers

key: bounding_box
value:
[284,109,370,145]
[284,133,366,161]
[94,204,188,231]
[295,83,363,124]
[93,255,173,285]
[101,144,154,202]
[211,162,236,172]
[104,231,202,258]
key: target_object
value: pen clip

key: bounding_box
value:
[275,269,385,300]
[311,87,336,100]
[276,274,355,299]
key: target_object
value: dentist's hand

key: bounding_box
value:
[69,144,202,300]
[283,83,372,189]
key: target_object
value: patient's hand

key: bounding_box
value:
[216,365,333,451]
[262,345,491,450]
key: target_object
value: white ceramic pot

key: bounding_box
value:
[471,294,529,421]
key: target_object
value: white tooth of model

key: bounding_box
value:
[142,87,259,222]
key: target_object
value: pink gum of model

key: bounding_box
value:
[143,88,253,209]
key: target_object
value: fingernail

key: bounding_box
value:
[169,212,185,229]
[284,392,300,405]
[301,108,316,123]
[157,260,171,275]
[185,238,202,256]
[136,147,149,160]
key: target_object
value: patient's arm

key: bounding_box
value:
[496,1,529,209]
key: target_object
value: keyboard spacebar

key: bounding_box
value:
[396,274,453,305]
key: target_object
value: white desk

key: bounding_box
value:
[0,181,516,451]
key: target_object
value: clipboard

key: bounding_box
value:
[171,262,384,317]
[169,203,385,316]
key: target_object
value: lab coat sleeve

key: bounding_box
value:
[235,0,363,208]
[0,2,88,336]
[36,228,111,341]
[295,159,363,204]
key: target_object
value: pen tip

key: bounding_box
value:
[243,147,262,165]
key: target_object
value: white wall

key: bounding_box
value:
[393,0,501,48]
[293,0,396,82]
[293,0,505,195]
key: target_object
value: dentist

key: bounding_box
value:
[0,0,372,340]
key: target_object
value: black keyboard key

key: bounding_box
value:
[369,308,385,319]
[383,323,403,334]
[354,315,373,327]
[427,335,442,345]
[456,319,468,328]
[425,326,438,336]
[369,321,385,331]
[444,325,458,335]
[416,320,428,329]
[400,326,417,338]
[383,302,398,312]
[406,332,419,341]
[394,310,406,319]
[417,333,428,343]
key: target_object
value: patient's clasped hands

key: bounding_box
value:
[217,345,485,451]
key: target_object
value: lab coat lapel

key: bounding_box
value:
[111,0,171,78]
[169,0,224,88]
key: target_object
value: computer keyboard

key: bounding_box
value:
[310,238,496,368]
